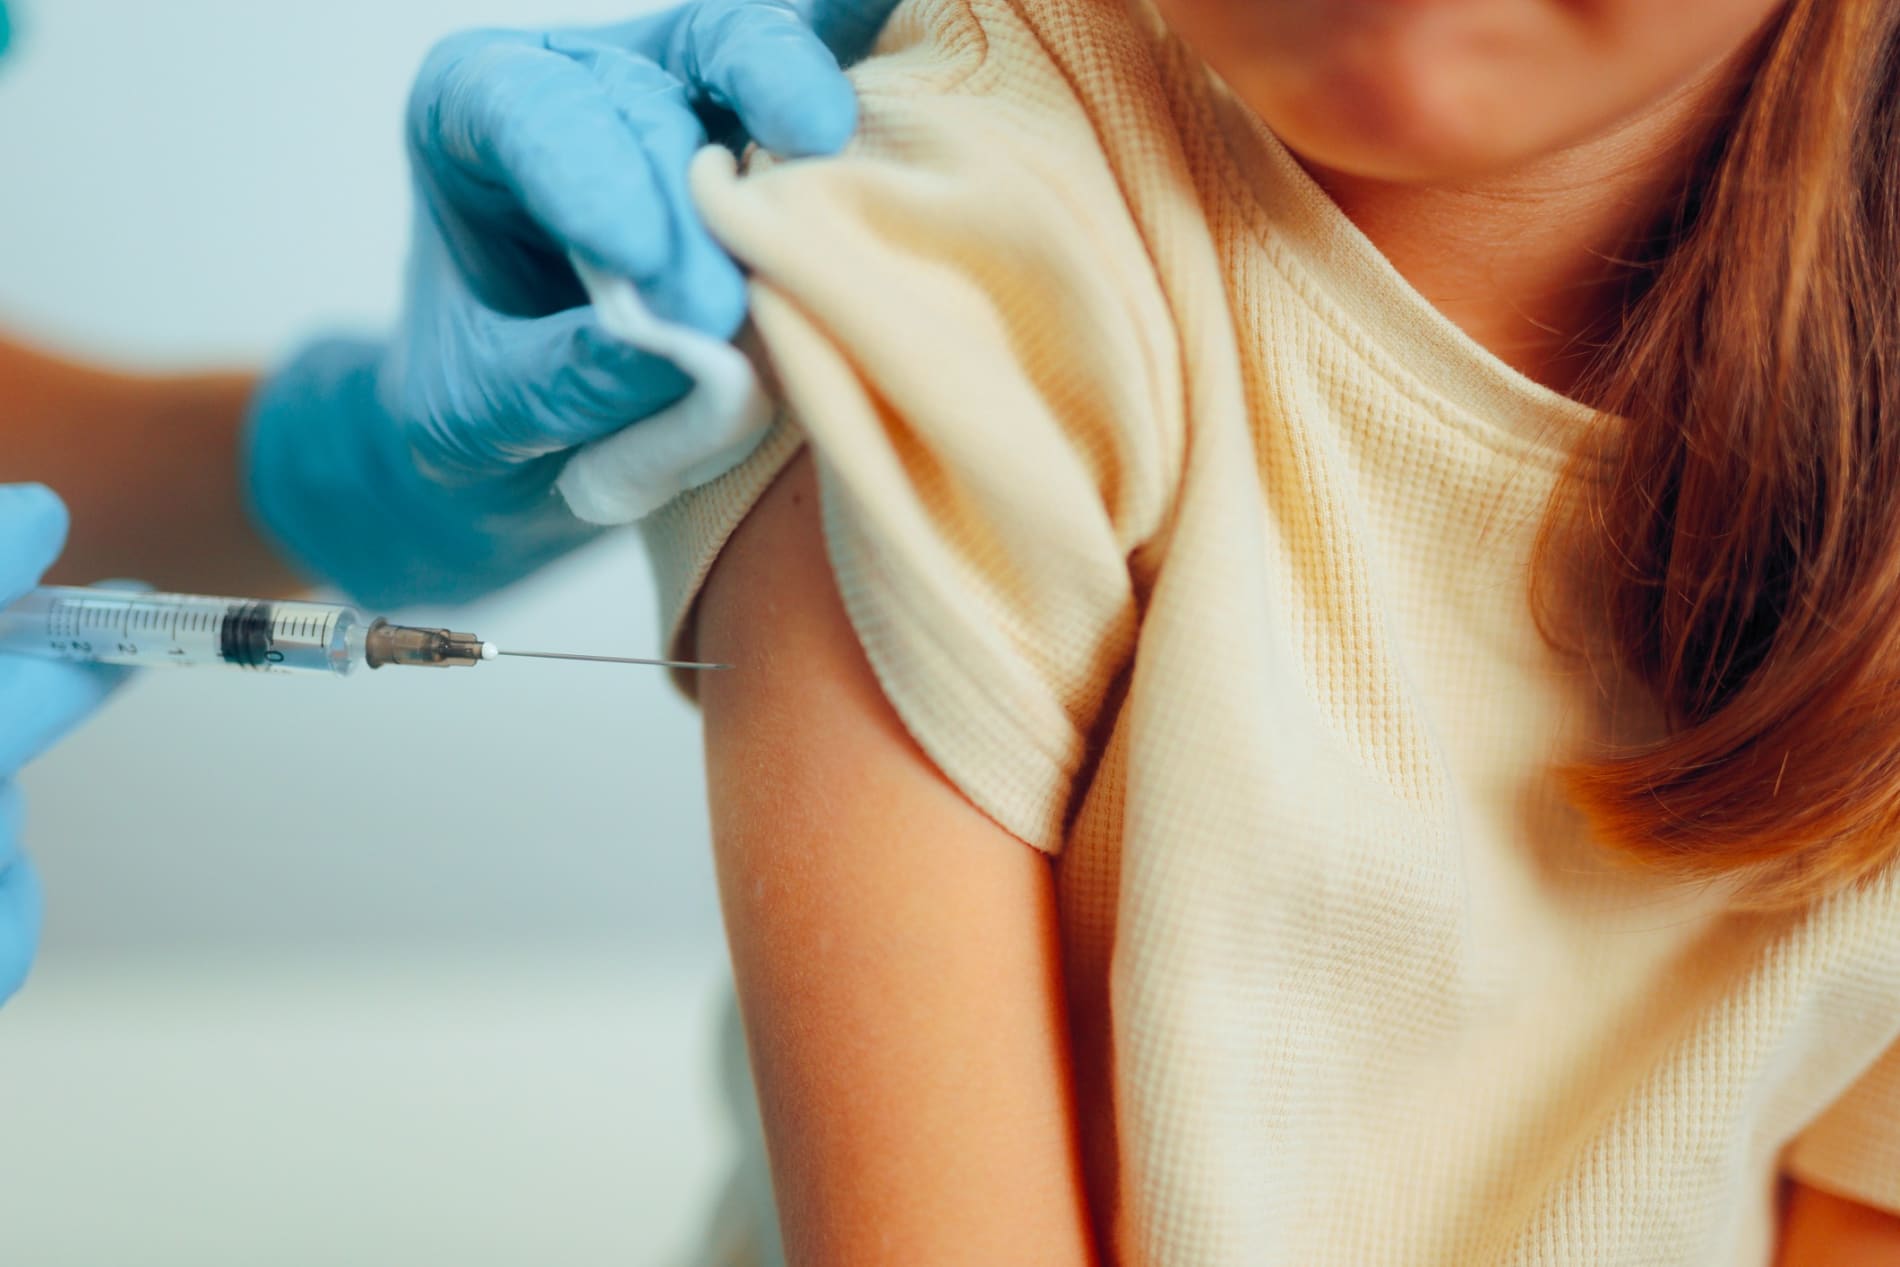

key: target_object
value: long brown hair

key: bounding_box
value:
[1548,0,1900,904]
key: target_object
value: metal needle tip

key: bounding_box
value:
[496,648,729,671]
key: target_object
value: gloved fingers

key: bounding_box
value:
[662,0,859,158]
[546,37,748,336]
[0,786,43,1006]
[527,308,711,452]
[0,655,127,778]
[409,31,680,298]
[0,483,71,607]
[0,482,128,782]
[403,302,702,473]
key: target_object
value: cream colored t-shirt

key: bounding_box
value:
[643,0,1900,1260]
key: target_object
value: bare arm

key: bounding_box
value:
[1776,1180,1900,1266]
[0,337,297,594]
[694,452,1098,1266]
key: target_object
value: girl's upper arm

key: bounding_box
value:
[693,451,1099,1267]
[1776,1180,1900,1266]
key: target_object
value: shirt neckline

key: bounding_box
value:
[1197,64,1603,459]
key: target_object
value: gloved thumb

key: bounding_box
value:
[0,484,70,605]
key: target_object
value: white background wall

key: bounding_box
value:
[0,3,736,1262]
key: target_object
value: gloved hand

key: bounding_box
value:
[0,485,125,1004]
[246,0,903,611]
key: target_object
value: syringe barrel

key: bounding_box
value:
[0,586,367,676]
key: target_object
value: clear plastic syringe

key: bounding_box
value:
[0,585,723,676]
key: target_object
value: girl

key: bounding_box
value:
[645,0,1900,1259]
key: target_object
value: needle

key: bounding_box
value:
[496,648,730,671]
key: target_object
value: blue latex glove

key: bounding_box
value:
[246,0,902,611]
[0,486,125,1005]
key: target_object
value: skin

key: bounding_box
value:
[0,340,294,594]
[699,456,1097,1265]
[1156,0,1789,394]
[696,0,1900,1260]
[1776,1183,1900,1266]
[1169,0,1785,184]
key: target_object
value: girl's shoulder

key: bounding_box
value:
[652,0,1207,849]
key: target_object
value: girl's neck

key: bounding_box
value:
[1298,70,1737,401]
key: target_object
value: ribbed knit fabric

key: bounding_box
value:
[641,0,1900,1260]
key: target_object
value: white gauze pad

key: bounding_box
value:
[556,254,773,525]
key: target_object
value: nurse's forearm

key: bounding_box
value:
[0,338,300,595]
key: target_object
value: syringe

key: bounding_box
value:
[0,586,723,676]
